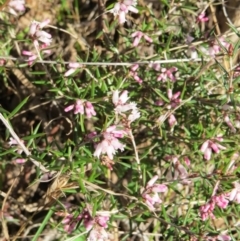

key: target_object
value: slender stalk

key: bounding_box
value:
[128,129,142,181]
[32,207,55,241]
[0,55,205,66]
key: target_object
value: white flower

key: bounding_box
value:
[112,90,138,111]
[29,20,52,46]
[112,90,129,106]
[7,0,25,15]
[8,137,24,154]
[227,182,240,204]
[93,126,126,160]
[110,0,138,24]
[128,108,140,123]
[112,90,140,123]
[64,62,82,76]
[142,175,168,210]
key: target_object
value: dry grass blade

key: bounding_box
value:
[44,173,79,206]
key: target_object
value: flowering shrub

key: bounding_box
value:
[0,1,239,240]
[110,0,138,24]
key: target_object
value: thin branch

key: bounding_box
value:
[0,113,50,173]
[0,55,206,66]
[128,129,142,181]
[209,2,221,35]
[221,0,234,28]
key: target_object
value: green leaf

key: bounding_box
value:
[8,96,29,119]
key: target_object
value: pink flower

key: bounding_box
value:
[88,226,108,241]
[74,100,85,114]
[14,158,26,164]
[223,113,240,132]
[86,131,98,140]
[110,0,138,24]
[227,182,240,204]
[78,208,109,240]
[165,156,190,184]
[200,194,229,221]
[196,13,209,23]
[216,234,231,241]
[167,89,181,108]
[233,66,240,78]
[79,209,95,230]
[95,215,109,228]
[183,156,191,166]
[93,125,126,160]
[64,62,83,76]
[29,19,52,46]
[157,89,181,128]
[200,201,216,221]
[186,35,198,59]
[62,214,78,233]
[188,46,198,59]
[128,108,140,123]
[85,101,97,118]
[205,233,231,241]
[224,115,236,133]
[142,175,168,210]
[208,45,221,57]
[129,64,143,84]
[173,159,189,183]
[200,37,230,58]
[22,45,51,65]
[22,50,37,65]
[61,210,94,234]
[157,67,178,82]
[0,59,6,66]
[149,62,161,71]
[212,194,229,209]
[112,90,140,127]
[217,234,232,241]
[130,69,143,84]
[64,99,96,118]
[168,114,177,128]
[9,137,19,146]
[7,0,25,15]
[65,99,83,114]
[131,64,139,72]
[131,31,152,47]
[8,137,24,154]
[200,137,226,161]
[112,90,129,106]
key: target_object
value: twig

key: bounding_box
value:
[0,55,206,66]
[128,129,142,181]
[1,172,23,240]
[221,0,234,28]
[33,42,64,97]
[83,179,138,200]
[11,96,63,119]
[153,96,194,129]
[209,2,221,35]
[0,113,50,173]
